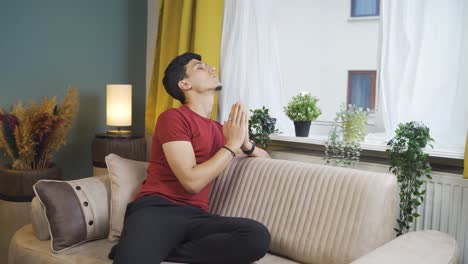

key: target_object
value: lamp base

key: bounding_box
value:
[106,129,133,137]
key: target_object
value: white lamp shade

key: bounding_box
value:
[106,84,132,126]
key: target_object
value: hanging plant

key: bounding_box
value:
[386,121,433,236]
[325,104,369,167]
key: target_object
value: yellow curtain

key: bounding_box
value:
[464,131,468,178]
[145,0,224,135]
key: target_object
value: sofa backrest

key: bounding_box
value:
[209,157,398,264]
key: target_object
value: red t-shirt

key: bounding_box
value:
[133,104,225,211]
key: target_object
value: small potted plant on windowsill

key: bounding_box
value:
[283,92,321,137]
[248,106,279,149]
[325,103,369,167]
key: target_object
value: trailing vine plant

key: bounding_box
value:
[386,121,434,236]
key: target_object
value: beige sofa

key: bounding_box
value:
[8,157,458,264]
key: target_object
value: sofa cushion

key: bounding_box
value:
[350,230,458,264]
[209,157,398,264]
[9,224,299,264]
[32,175,110,253]
[105,153,149,241]
[9,225,117,264]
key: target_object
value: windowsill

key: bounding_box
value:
[302,118,376,127]
[269,133,465,160]
[347,16,380,22]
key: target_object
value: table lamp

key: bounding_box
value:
[106,84,132,136]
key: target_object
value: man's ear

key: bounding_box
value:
[178,80,192,91]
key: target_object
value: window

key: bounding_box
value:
[347,71,376,111]
[351,0,380,17]
[220,1,382,135]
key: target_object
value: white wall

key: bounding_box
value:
[273,0,383,135]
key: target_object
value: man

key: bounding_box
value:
[110,52,271,264]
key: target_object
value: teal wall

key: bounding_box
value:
[0,0,147,179]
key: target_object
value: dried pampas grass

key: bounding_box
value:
[0,88,79,170]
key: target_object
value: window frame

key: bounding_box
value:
[347,70,377,112]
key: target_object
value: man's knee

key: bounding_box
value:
[243,220,271,260]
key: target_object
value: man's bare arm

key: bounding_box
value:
[163,141,236,194]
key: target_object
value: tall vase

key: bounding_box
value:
[0,163,62,264]
[294,121,311,137]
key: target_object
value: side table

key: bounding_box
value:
[91,133,147,176]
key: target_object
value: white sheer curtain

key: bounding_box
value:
[218,0,287,132]
[380,0,468,151]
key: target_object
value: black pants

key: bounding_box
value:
[109,195,271,264]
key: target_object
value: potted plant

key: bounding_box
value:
[342,104,368,143]
[325,104,369,167]
[387,121,433,236]
[283,92,321,137]
[0,88,79,201]
[248,106,279,149]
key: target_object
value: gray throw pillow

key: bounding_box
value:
[32,175,110,253]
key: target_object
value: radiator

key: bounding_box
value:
[413,172,468,264]
[270,151,466,264]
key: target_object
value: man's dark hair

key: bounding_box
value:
[162,52,201,104]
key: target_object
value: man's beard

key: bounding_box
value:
[215,85,223,91]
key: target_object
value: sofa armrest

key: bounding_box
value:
[351,230,458,264]
[30,196,50,241]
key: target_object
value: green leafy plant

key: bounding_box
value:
[387,121,433,236]
[283,92,321,122]
[325,104,369,167]
[248,106,279,149]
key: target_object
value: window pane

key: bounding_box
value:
[350,73,371,109]
[352,0,379,17]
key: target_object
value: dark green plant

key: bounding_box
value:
[283,92,321,122]
[248,106,278,149]
[386,121,434,236]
